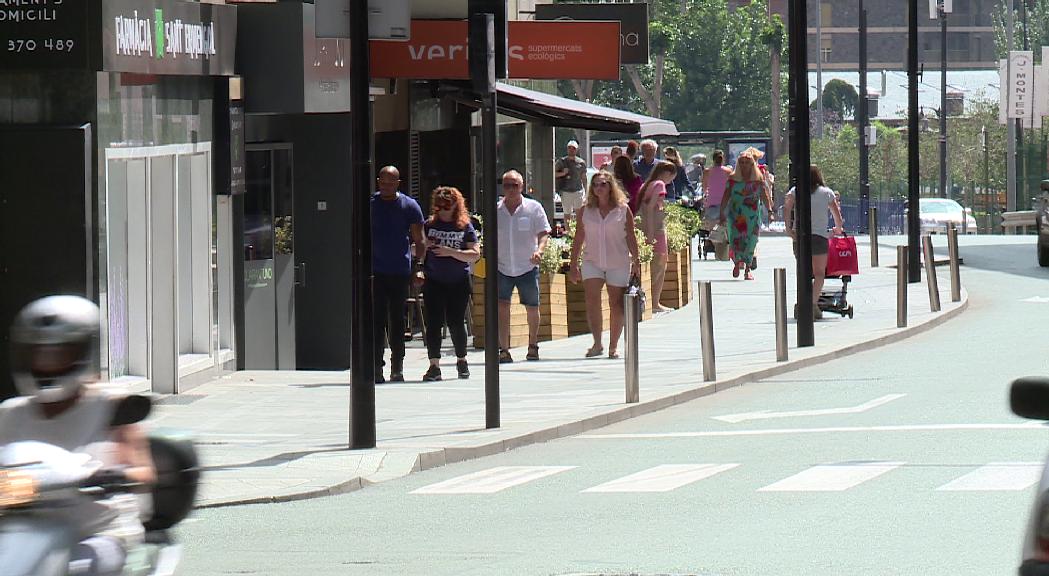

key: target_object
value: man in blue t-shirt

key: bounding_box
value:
[372,165,425,383]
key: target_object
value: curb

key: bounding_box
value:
[199,291,969,508]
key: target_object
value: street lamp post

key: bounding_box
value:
[907,0,921,282]
[981,126,994,234]
[789,0,814,346]
[938,0,949,200]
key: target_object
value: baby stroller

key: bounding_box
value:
[793,276,854,319]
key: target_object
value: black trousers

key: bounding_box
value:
[374,273,410,368]
[422,277,471,360]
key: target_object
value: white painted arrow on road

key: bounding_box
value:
[712,394,907,424]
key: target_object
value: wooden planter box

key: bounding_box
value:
[658,248,693,309]
[471,273,567,349]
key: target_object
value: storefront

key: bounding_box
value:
[0,0,238,398]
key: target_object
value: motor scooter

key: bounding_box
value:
[0,413,199,576]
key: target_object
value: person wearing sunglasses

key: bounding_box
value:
[568,171,641,360]
[417,187,479,381]
[496,170,551,363]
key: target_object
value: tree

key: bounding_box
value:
[820,79,859,120]
[994,0,1049,58]
[557,0,785,132]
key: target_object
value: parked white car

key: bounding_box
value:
[919,198,979,234]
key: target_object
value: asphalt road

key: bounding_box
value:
[177,237,1049,576]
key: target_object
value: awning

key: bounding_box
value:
[445,83,677,137]
[495,83,679,137]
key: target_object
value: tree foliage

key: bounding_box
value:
[819,79,859,119]
[557,0,785,132]
[994,0,1049,58]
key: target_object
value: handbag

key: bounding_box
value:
[472,257,486,279]
[826,234,860,276]
[627,274,647,315]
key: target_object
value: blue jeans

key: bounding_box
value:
[497,269,540,307]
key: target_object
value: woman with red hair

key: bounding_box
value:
[417,187,480,381]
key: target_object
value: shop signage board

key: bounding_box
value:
[371,20,621,81]
[0,0,94,69]
[534,2,649,65]
[999,50,1044,128]
[102,0,236,76]
[229,103,246,195]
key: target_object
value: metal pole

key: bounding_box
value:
[624,292,639,403]
[349,0,376,449]
[939,2,948,201]
[774,268,788,362]
[1007,0,1018,214]
[815,2,824,139]
[897,245,908,328]
[858,2,871,234]
[907,0,922,283]
[869,206,880,267]
[983,126,993,233]
[469,12,501,430]
[948,223,962,302]
[922,235,941,312]
[789,0,814,346]
[699,281,716,382]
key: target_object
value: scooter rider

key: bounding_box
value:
[0,295,156,576]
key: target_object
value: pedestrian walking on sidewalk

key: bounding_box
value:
[662,146,694,202]
[634,138,661,181]
[718,150,773,280]
[600,145,623,171]
[783,164,844,320]
[372,166,426,383]
[497,170,552,363]
[569,171,641,360]
[613,155,643,214]
[418,187,480,381]
[701,150,732,229]
[638,161,677,313]
[555,140,588,224]
[625,140,640,161]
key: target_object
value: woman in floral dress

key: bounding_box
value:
[718,151,773,280]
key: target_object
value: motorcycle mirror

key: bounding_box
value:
[111,394,153,426]
[1010,377,1049,420]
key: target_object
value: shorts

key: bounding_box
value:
[498,269,540,307]
[792,235,829,256]
[559,190,585,218]
[581,261,631,287]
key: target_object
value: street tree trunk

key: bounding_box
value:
[626,56,665,118]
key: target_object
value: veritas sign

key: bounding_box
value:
[371,20,621,81]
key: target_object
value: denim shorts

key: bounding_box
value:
[498,268,541,307]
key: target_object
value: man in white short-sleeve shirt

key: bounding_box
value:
[496,170,551,363]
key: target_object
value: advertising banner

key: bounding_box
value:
[101,0,237,76]
[371,20,621,81]
[535,2,649,65]
[1006,50,1035,120]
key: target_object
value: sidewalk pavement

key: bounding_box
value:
[150,235,968,507]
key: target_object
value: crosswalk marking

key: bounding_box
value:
[758,461,904,492]
[411,466,576,494]
[936,462,1043,492]
[582,464,740,493]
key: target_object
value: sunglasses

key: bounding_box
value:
[593,180,611,187]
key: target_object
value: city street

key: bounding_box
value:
[176,237,1049,576]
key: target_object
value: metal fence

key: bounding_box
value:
[838,199,907,234]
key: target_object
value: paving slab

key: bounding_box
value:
[145,236,968,507]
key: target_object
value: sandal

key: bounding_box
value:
[745,269,754,281]
[585,345,604,358]
[526,345,540,361]
[608,351,620,359]
[732,262,741,278]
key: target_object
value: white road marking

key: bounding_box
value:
[936,462,1044,491]
[1021,296,1049,303]
[758,461,904,492]
[411,466,576,494]
[578,422,1046,439]
[582,464,740,493]
[713,394,907,423]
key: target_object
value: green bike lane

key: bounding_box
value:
[177,237,1048,576]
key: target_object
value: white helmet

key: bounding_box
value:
[9,295,100,403]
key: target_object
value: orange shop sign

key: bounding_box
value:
[370,20,621,80]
